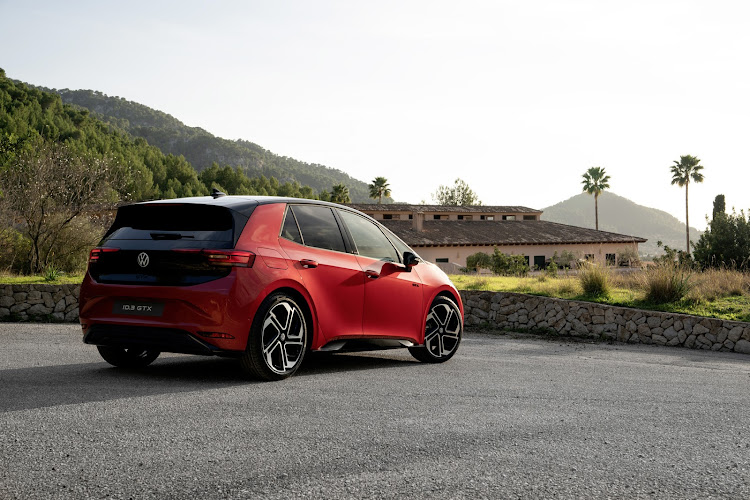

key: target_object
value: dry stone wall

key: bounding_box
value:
[460,290,750,355]
[0,284,80,322]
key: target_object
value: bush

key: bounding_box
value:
[643,262,692,303]
[491,249,530,276]
[578,262,610,297]
[546,259,559,278]
[0,227,32,274]
[466,252,493,273]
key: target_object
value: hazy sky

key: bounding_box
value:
[2,0,748,229]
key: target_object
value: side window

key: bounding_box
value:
[338,210,399,262]
[280,206,303,244]
[381,226,416,262]
[291,205,346,252]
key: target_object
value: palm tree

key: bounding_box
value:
[670,155,704,253]
[368,177,391,204]
[581,166,611,230]
[330,183,351,204]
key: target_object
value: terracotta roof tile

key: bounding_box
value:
[380,220,647,246]
[345,203,541,213]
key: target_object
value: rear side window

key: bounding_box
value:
[280,207,303,244]
[338,210,398,262]
[291,205,346,253]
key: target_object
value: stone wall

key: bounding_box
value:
[0,284,80,322]
[460,290,750,355]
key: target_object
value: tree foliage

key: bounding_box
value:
[0,141,119,273]
[670,154,704,253]
[39,87,383,202]
[712,194,726,219]
[368,177,391,204]
[330,183,351,204]
[432,178,481,206]
[0,70,327,273]
[581,166,610,231]
[693,204,750,269]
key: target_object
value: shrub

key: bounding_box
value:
[491,249,530,276]
[546,259,559,278]
[43,265,63,282]
[466,252,493,273]
[555,250,578,269]
[643,262,692,303]
[578,262,610,297]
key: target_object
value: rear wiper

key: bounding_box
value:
[149,232,195,240]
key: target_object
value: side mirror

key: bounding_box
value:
[403,251,419,272]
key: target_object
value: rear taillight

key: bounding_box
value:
[89,247,119,263]
[173,249,255,268]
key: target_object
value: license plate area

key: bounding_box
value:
[112,300,165,317]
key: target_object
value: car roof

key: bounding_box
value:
[136,195,359,217]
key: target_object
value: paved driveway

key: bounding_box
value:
[1,324,749,499]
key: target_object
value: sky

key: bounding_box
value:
[2,0,749,229]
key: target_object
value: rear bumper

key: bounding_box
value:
[79,270,263,352]
[83,324,242,356]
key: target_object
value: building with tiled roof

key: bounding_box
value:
[346,204,646,271]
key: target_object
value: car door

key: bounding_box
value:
[336,209,423,341]
[277,204,365,343]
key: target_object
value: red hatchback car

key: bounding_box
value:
[79,195,463,380]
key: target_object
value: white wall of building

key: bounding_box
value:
[416,242,639,268]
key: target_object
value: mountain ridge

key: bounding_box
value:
[541,191,701,256]
[37,87,381,203]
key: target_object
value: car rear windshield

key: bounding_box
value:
[102,204,246,247]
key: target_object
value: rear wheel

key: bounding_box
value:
[240,293,309,381]
[409,296,462,363]
[96,346,160,368]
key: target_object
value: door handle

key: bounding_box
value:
[364,270,380,279]
[300,259,318,269]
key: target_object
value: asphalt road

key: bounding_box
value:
[1,324,749,499]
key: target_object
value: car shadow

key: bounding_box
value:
[0,351,419,413]
[297,351,418,377]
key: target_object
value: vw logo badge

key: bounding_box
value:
[137,252,150,268]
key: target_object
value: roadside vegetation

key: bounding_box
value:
[450,266,750,322]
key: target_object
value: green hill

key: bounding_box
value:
[542,192,701,256]
[43,88,380,202]
[1,70,321,201]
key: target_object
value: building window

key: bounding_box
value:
[534,255,546,269]
[502,215,516,221]
[523,215,536,220]
[433,215,447,220]
[457,215,473,221]
[383,214,392,220]
[584,254,595,261]
[436,258,449,263]
[480,215,495,221]
[606,253,616,266]
[408,214,413,219]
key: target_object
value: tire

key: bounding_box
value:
[409,296,462,363]
[240,292,309,381]
[96,345,160,368]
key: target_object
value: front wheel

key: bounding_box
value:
[409,296,462,363]
[96,346,160,368]
[240,293,309,381]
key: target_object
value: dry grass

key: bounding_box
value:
[688,268,749,302]
[449,268,750,321]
